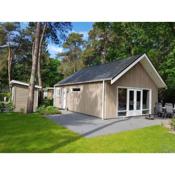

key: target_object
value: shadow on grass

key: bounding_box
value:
[0,113,83,153]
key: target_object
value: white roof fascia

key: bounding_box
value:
[10,80,42,89]
[111,54,145,84]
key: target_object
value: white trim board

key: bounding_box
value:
[111,54,167,88]
[117,86,152,118]
[10,80,41,89]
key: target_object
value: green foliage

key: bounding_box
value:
[5,101,14,112]
[0,92,13,112]
[171,118,175,131]
[0,102,14,112]
[0,92,10,101]
[82,22,174,66]
[58,32,85,77]
[37,106,61,115]
[0,22,71,89]
[40,98,53,107]
[42,58,63,87]
[0,103,4,112]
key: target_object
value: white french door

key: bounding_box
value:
[127,89,142,116]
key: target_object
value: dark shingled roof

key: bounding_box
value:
[56,54,142,86]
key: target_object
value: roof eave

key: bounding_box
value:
[54,78,111,87]
[10,80,42,89]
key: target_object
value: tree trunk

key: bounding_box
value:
[7,46,13,89]
[37,23,47,104]
[38,23,47,87]
[27,23,41,113]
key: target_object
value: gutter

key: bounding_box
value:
[54,78,111,87]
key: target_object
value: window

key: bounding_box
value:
[136,91,141,110]
[44,91,48,98]
[72,88,81,92]
[142,90,149,109]
[129,90,134,110]
[56,88,61,97]
[118,88,127,117]
[142,89,149,114]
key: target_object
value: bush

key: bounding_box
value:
[0,92,11,102]
[171,117,175,131]
[5,101,14,112]
[37,106,61,115]
[39,99,53,107]
[0,103,5,112]
[0,102,14,112]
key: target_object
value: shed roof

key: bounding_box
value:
[55,54,167,88]
[10,80,41,89]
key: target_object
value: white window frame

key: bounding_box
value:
[71,87,81,93]
[55,87,61,97]
[116,86,152,118]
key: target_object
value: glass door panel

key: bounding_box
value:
[129,90,134,111]
[136,90,141,110]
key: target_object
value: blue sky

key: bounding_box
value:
[48,22,93,58]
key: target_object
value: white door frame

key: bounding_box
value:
[117,86,151,117]
[127,88,142,116]
[62,88,67,109]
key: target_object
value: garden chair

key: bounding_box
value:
[164,103,174,118]
[155,102,164,118]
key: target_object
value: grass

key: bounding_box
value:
[0,112,175,153]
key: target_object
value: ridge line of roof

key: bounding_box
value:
[77,54,143,72]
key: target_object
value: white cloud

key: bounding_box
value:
[78,31,89,40]
[47,44,63,58]
[47,31,89,58]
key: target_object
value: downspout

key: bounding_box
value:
[101,80,105,120]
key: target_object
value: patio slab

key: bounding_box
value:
[47,110,168,137]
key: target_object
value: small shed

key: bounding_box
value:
[10,80,41,112]
[43,87,54,99]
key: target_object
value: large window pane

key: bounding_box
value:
[143,90,149,109]
[129,90,134,110]
[118,88,127,111]
[136,91,141,110]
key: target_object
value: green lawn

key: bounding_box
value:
[0,113,175,153]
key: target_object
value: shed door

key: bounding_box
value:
[62,88,66,109]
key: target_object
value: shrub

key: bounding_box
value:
[0,92,11,102]
[5,101,14,112]
[0,103,5,112]
[39,99,53,107]
[0,101,14,112]
[37,106,61,115]
[171,117,175,131]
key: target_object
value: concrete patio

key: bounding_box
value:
[47,110,167,137]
